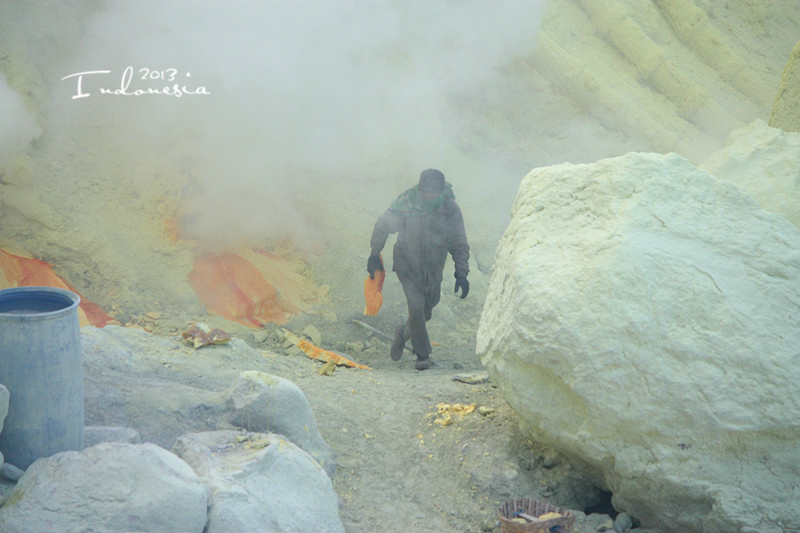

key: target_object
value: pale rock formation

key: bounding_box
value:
[770,40,800,133]
[173,430,344,533]
[227,370,337,477]
[0,442,209,533]
[477,152,800,533]
[702,119,800,229]
[526,1,800,162]
[81,326,337,475]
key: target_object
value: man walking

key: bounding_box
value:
[367,169,470,370]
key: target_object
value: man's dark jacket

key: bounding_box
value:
[370,183,470,293]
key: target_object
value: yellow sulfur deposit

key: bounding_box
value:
[437,403,476,415]
[431,403,476,427]
[538,512,562,520]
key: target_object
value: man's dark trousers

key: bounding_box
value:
[396,271,440,357]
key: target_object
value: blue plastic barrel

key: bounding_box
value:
[0,286,84,469]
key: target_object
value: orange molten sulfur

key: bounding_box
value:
[283,329,371,369]
[188,252,289,327]
[363,255,384,316]
[0,249,113,327]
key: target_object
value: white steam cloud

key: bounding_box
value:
[47,0,546,248]
[0,72,41,176]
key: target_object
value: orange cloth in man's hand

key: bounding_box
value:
[363,255,385,315]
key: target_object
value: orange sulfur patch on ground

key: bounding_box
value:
[188,252,293,328]
[0,249,114,327]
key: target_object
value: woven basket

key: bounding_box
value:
[498,499,576,533]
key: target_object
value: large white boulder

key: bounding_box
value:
[0,442,208,532]
[174,430,344,533]
[477,152,800,533]
[702,119,800,229]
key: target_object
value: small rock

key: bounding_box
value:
[613,512,633,532]
[597,516,615,531]
[144,311,162,320]
[572,513,613,533]
[346,341,364,353]
[478,406,495,416]
[0,463,24,482]
[452,371,490,384]
[318,360,336,376]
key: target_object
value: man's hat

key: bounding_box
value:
[418,169,445,193]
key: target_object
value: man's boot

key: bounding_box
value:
[414,356,432,370]
[390,324,406,361]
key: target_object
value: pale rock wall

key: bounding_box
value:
[477,152,800,533]
[770,40,800,133]
[519,1,799,162]
[702,119,800,229]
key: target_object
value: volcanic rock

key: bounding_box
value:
[0,442,208,532]
[227,370,337,477]
[173,430,344,533]
[477,152,800,533]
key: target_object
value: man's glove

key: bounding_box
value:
[454,276,469,299]
[367,254,384,279]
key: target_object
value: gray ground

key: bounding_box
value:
[69,252,621,533]
[77,322,598,533]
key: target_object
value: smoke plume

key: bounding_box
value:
[44,0,547,248]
